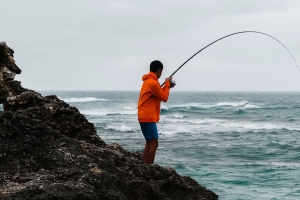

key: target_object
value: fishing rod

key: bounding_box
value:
[161,31,300,87]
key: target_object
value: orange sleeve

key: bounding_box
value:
[150,80,170,102]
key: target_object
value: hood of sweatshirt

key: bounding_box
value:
[142,71,157,81]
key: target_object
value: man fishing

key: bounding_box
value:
[136,31,299,165]
[138,60,175,164]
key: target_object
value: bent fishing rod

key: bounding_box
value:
[161,31,300,87]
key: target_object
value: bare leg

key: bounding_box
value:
[143,139,158,164]
[143,140,150,163]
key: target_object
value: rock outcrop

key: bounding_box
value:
[0,43,218,200]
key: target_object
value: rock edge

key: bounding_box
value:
[0,43,218,200]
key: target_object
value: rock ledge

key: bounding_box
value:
[0,43,218,200]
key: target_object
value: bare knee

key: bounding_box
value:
[150,138,158,149]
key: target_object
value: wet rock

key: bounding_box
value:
[0,43,218,199]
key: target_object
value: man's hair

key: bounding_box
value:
[150,60,163,72]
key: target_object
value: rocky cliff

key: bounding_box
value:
[0,42,218,200]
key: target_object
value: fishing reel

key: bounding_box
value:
[170,80,176,88]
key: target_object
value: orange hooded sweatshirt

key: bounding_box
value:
[138,71,170,122]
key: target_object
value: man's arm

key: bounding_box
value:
[151,78,172,102]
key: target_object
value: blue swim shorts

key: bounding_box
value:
[139,122,159,140]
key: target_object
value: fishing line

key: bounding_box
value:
[161,31,300,87]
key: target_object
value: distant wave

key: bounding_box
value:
[234,109,245,114]
[160,117,300,135]
[173,114,185,118]
[162,101,261,111]
[105,125,135,132]
[215,121,300,131]
[61,97,110,103]
[160,126,195,136]
[81,109,137,116]
[216,100,250,107]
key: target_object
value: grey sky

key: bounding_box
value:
[2,0,300,91]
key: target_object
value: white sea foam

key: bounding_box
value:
[216,100,249,107]
[81,109,137,116]
[123,106,136,110]
[163,117,224,125]
[215,101,261,108]
[244,104,261,109]
[224,122,300,131]
[161,117,300,134]
[165,103,211,109]
[161,104,169,110]
[173,114,184,118]
[164,101,261,110]
[61,97,110,103]
[159,124,195,136]
[207,120,300,132]
[105,125,134,132]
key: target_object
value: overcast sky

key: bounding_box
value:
[2,0,300,91]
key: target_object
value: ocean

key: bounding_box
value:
[36,91,300,199]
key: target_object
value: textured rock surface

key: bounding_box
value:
[0,43,218,200]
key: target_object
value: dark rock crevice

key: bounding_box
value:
[0,42,218,200]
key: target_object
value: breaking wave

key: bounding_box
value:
[61,97,110,103]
